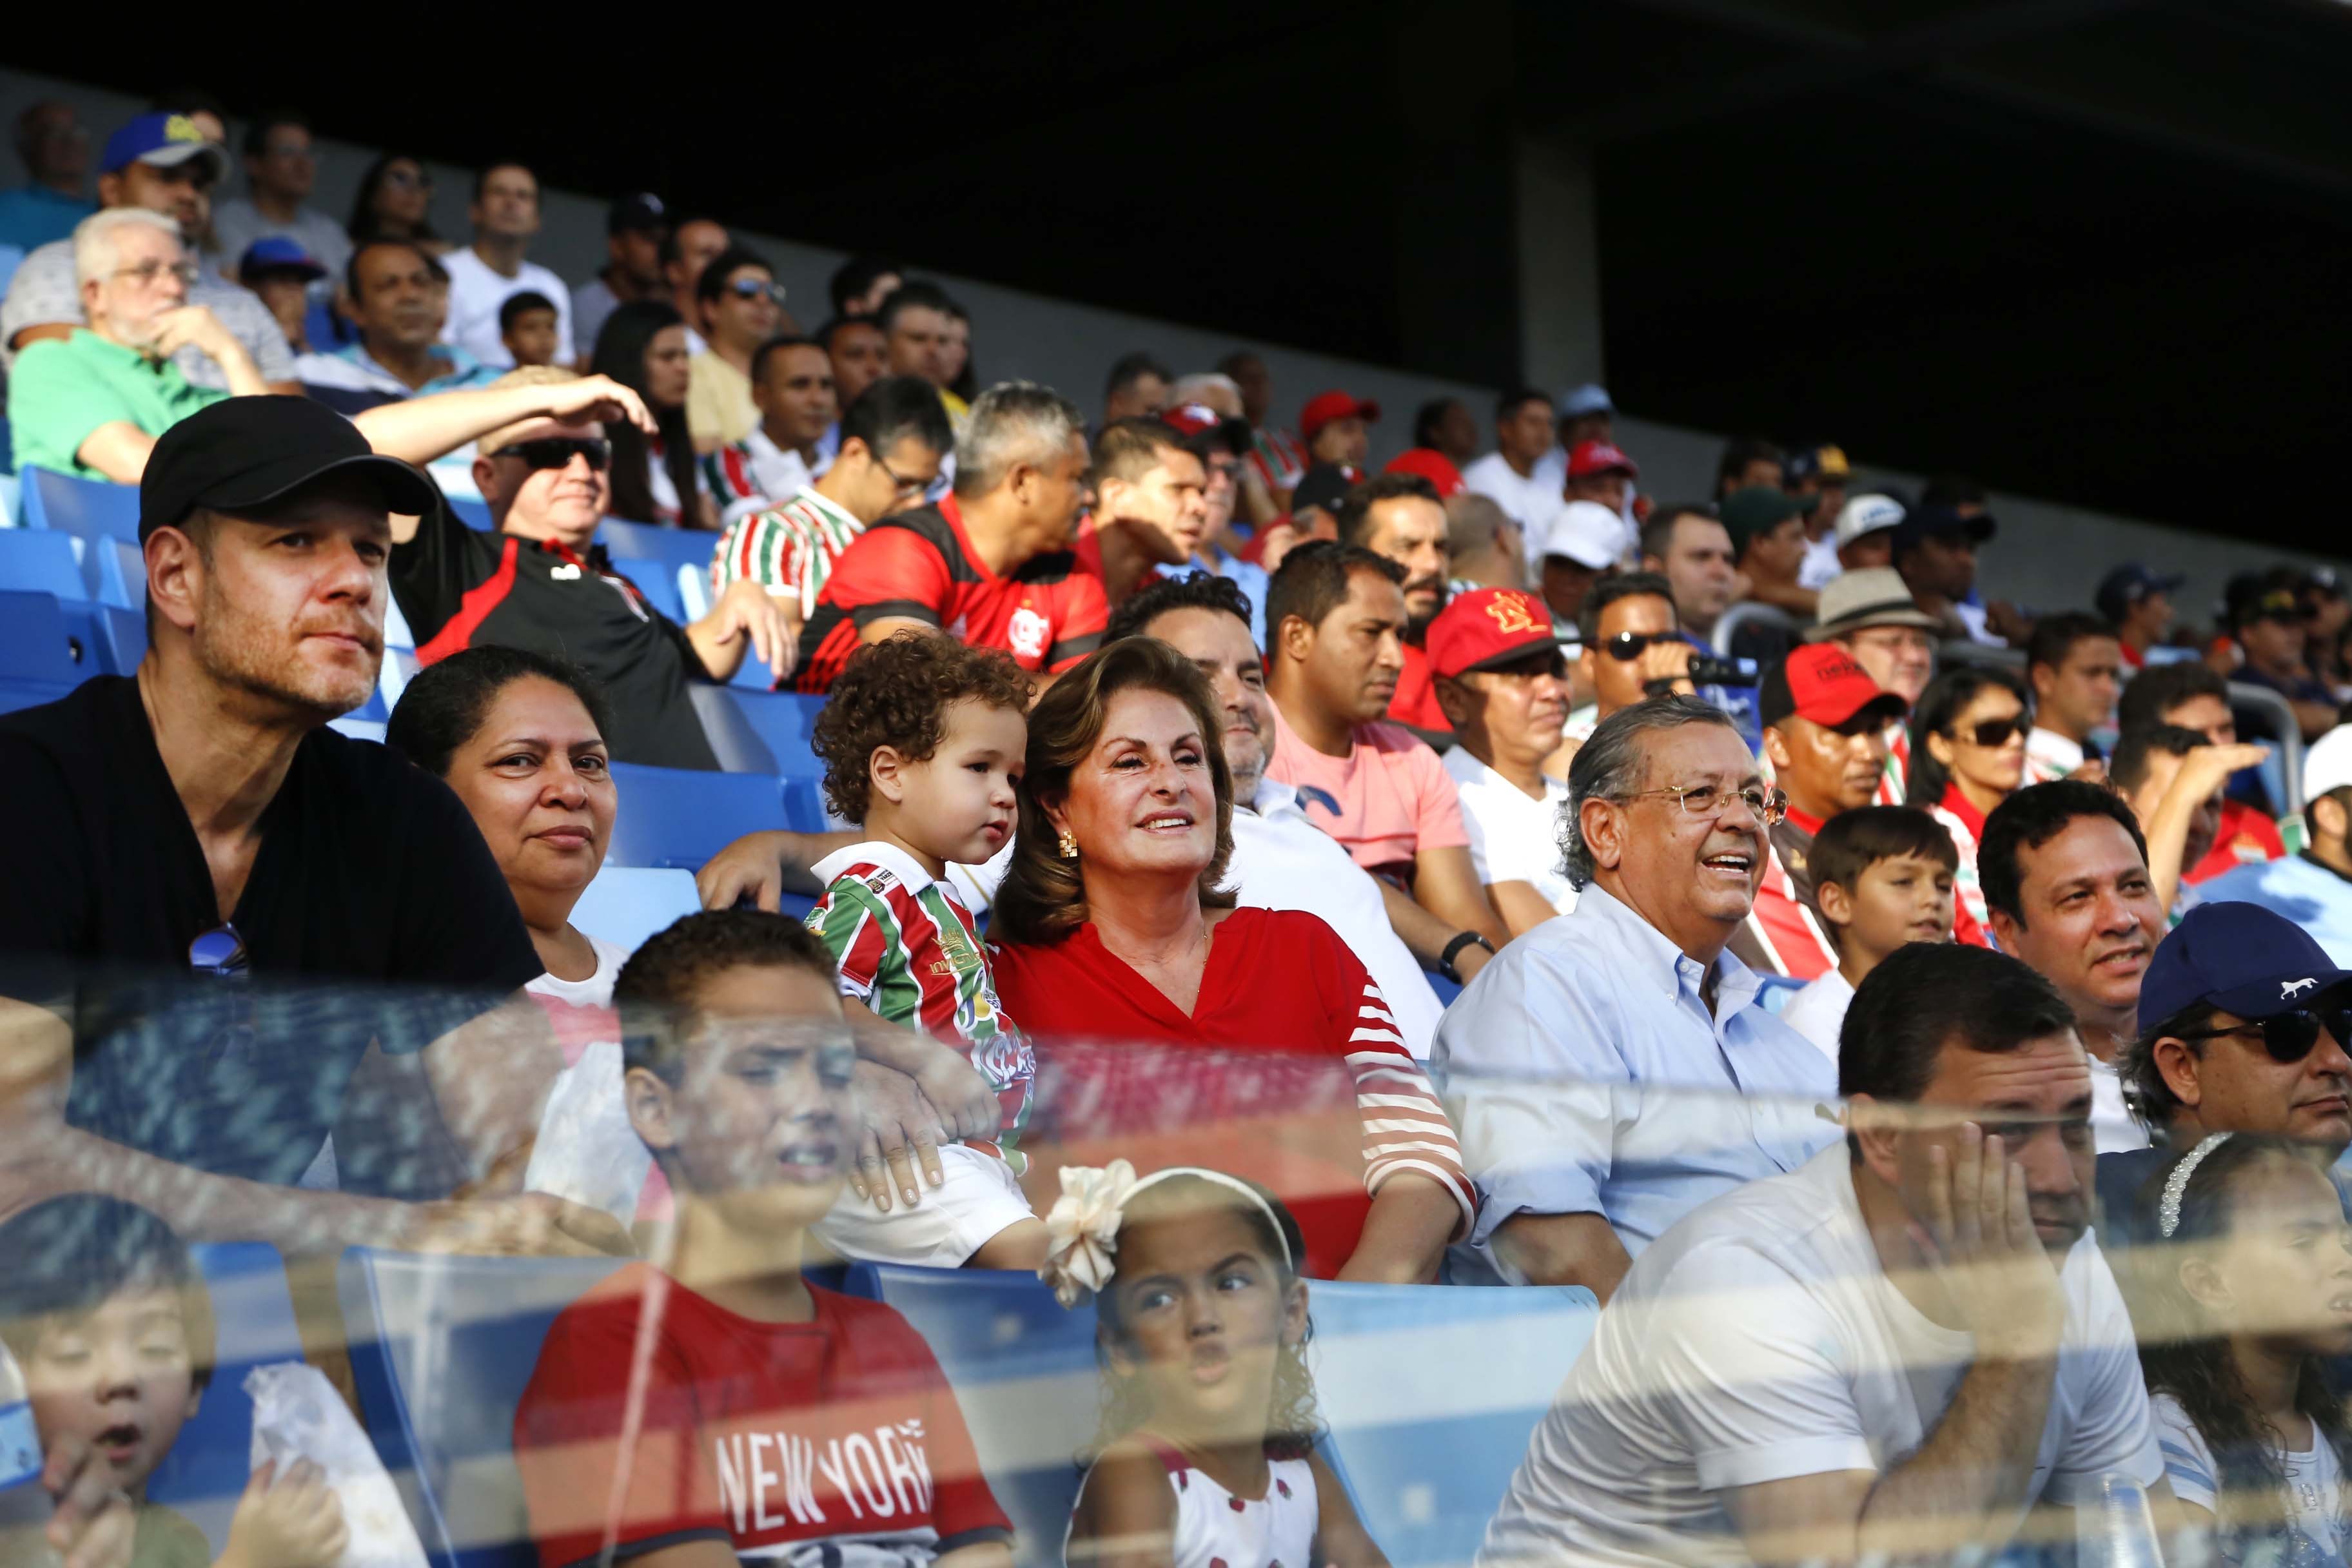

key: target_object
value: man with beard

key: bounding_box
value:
[1335,472,1455,736]
[1981,781,2168,1153]
[1741,645,1908,981]
[0,396,628,1258]
[1075,418,1211,609]
[1435,697,1838,1293]
[1264,543,1507,974]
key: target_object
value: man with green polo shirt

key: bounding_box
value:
[9,207,266,480]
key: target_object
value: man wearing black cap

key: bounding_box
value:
[573,193,667,360]
[1892,502,2002,645]
[0,395,627,1257]
[2096,562,2184,673]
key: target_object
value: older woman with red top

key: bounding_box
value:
[1906,664,2031,939]
[987,636,1472,1282]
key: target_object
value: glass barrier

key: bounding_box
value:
[0,965,2342,1568]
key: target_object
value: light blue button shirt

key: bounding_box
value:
[1433,881,1839,1283]
[2197,854,2352,966]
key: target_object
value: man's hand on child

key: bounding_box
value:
[222,1458,348,1568]
[849,1061,952,1213]
[915,1052,1001,1144]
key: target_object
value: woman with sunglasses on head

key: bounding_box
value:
[347,153,447,256]
[589,300,714,529]
[1908,664,2031,935]
[386,366,793,769]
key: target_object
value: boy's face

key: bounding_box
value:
[627,965,856,1231]
[21,1286,201,1496]
[504,309,560,368]
[885,698,1024,867]
[1830,852,1955,966]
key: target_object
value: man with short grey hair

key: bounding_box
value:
[1435,695,1838,1296]
[792,380,1108,692]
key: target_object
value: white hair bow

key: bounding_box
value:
[1039,1159,1140,1308]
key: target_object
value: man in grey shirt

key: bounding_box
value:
[210,113,351,304]
[2,111,296,394]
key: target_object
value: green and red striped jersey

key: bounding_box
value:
[710,487,866,621]
[804,841,1034,1167]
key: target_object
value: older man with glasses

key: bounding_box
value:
[1435,696,1838,1297]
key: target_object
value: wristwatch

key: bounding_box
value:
[1440,930,1494,983]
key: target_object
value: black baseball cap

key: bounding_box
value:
[140,397,439,542]
[607,192,667,235]
[1890,503,1997,555]
[2095,562,2186,624]
[1290,462,1361,518]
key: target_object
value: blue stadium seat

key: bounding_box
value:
[92,604,146,675]
[611,558,685,622]
[447,496,495,533]
[146,1243,309,1556]
[848,1264,1102,1562]
[569,865,700,953]
[0,590,90,705]
[685,683,781,774]
[21,465,141,541]
[0,528,87,599]
[603,761,825,868]
[93,536,144,610]
[728,689,828,778]
[1306,1282,1600,1568]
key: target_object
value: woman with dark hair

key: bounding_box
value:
[347,153,446,254]
[1907,663,2030,935]
[387,646,652,1224]
[2133,1133,2352,1562]
[987,638,1473,1282]
[591,300,714,529]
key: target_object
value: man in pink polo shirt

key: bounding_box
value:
[1263,542,1510,985]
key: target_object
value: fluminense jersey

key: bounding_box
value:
[711,487,867,621]
[805,842,1034,1168]
[1246,424,1308,495]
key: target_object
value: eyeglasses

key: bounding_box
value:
[1950,717,2024,749]
[872,452,929,496]
[725,277,787,305]
[1600,631,1673,663]
[1625,781,1788,826]
[112,259,199,289]
[501,436,610,472]
[2175,1006,2352,1065]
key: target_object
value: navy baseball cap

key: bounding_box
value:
[2136,902,2352,1033]
[2095,562,2186,624]
[237,237,326,283]
[100,112,228,182]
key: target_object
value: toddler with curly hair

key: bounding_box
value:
[803,632,1048,1269]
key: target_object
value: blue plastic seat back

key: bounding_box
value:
[340,1249,631,1568]
[603,761,790,869]
[853,1264,1102,1565]
[22,465,141,541]
[447,496,496,534]
[599,518,719,578]
[93,537,145,611]
[728,689,829,780]
[0,528,87,599]
[569,865,701,954]
[94,604,146,676]
[145,1243,310,1555]
[1306,1282,1599,1568]
[0,589,89,685]
[610,558,685,623]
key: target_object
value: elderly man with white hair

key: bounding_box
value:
[7,207,271,480]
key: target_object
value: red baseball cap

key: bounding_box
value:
[1427,588,1571,680]
[1299,390,1380,444]
[1157,401,1251,456]
[1383,447,1465,497]
[1566,440,1638,479]
[1759,643,1908,730]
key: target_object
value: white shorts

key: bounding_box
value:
[812,1142,1037,1268]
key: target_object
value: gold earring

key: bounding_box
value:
[1057,829,1079,859]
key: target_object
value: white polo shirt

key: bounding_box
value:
[1478,1144,2162,1568]
[1440,746,1576,917]
[1462,451,1564,533]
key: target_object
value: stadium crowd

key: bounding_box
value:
[10,97,2352,1568]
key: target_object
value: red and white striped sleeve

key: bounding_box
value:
[1342,973,1477,1236]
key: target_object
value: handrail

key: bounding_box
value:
[1710,601,1801,659]
[2226,681,2306,816]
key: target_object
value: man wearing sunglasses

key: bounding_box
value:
[687,246,788,454]
[1556,573,1698,770]
[2099,902,2352,1247]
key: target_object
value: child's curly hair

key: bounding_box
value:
[810,632,1035,823]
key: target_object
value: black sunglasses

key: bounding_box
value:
[1600,631,1672,663]
[2177,1005,2352,1064]
[1951,717,2024,749]
[503,436,609,472]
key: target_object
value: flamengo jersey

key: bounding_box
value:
[514,1264,1011,1568]
[805,843,1035,1169]
[792,495,1108,694]
[712,487,867,622]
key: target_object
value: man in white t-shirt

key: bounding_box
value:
[439,162,574,369]
[1427,587,1577,936]
[1481,941,2166,1568]
[1461,389,1563,534]
[1110,571,1447,1055]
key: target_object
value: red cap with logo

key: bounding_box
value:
[1427,588,1571,680]
[1383,447,1466,496]
[1759,642,1908,729]
[1299,390,1381,444]
[1566,440,1639,479]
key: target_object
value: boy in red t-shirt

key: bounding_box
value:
[513,912,1014,1568]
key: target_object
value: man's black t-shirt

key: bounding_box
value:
[0,676,544,1188]
[390,491,720,770]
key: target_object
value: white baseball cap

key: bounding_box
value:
[1540,500,1623,570]
[1834,493,1906,549]
[2304,724,2352,807]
